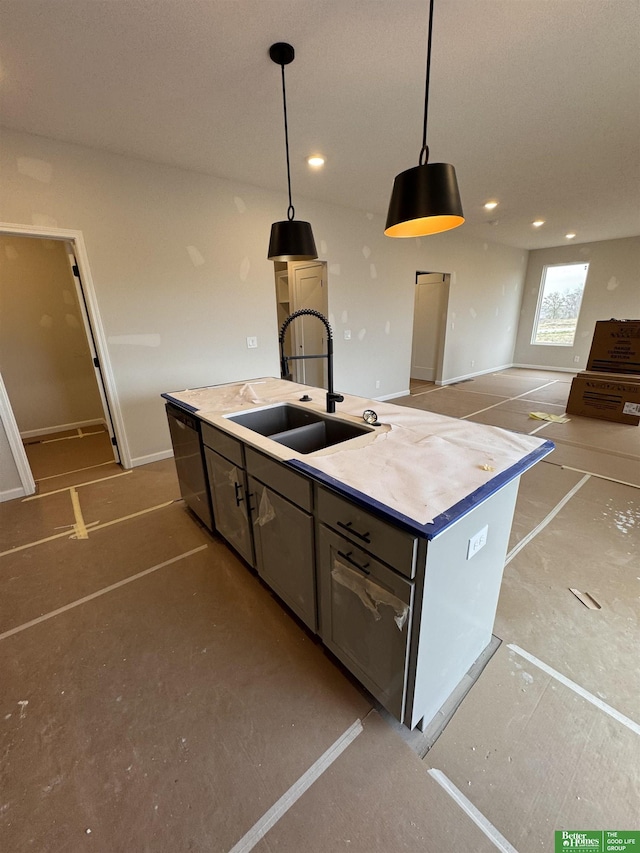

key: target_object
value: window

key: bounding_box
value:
[531,262,589,346]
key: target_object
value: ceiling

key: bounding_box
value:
[1,0,639,250]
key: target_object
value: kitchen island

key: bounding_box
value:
[163,377,553,730]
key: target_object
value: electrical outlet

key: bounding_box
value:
[467,525,488,560]
[246,336,258,349]
[344,329,351,340]
[375,380,380,389]
[573,356,580,363]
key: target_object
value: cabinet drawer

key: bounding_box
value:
[316,487,417,578]
[201,422,244,467]
[245,447,313,512]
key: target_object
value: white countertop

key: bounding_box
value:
[163,377,553,536]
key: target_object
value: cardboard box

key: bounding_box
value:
[586,319,640,376]
[566,371,640,424]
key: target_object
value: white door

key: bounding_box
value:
[67,248,120,462]
[410,273,449,383]
[289,261,329,388]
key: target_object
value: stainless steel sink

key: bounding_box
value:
[225,403,372,454]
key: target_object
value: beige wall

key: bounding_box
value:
[0,234,104,434]
[0,127,528,472]
[513,237,640,370]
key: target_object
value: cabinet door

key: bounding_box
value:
[249,476,316,632]
[318,525,414,720]
[204,447,254,566]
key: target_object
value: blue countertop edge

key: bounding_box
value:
[162,392,200,413]
[287,439,555,540]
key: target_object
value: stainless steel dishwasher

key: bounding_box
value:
[165,403,214,531]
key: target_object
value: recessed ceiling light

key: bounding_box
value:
[565,232,576,239]
[532,219,545,228]
[307,156,325,168]
[484,201,498,210]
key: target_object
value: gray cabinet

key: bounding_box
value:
[317,520,414,720]
[191,414,522,732]
[249,476,316,631]
[202,426,255,567]
[201,429,315,626]
[245,446,316,631]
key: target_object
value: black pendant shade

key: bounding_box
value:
[268,219,317,262]
[385,162,464,237]
[268,42,318,262]
[385,0,464,238]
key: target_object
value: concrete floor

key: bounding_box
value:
[1,369,638,851]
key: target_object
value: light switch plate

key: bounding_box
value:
[246,336,258,349]
[467,524,488,559]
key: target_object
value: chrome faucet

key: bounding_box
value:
[278,309,344,413]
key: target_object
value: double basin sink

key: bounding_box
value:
[225,403,372,454]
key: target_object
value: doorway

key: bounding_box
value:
[0,225,127,499]
[274,260,329,389]
[410,271,450,386]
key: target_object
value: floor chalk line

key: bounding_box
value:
[505,474,591,565]
[508,645,640,736]
[0,545,209,642]
[1,499,175,558]
[428,769,519,853]
[228,719,364,853]
[23,469,131,500]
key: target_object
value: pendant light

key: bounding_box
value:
[267,42,318,262]
[385,0,464,238]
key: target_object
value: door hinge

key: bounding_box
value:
[93,357,99,368]
[111,436,118,446]
[72,264,80,277]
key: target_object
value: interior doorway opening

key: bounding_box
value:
[410,271,451,388]
[0,224,127,500]
[273,260,329,389]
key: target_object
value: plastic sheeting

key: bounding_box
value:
[168,379,274,411]
[332,559,409,631]
[254,488,276,527]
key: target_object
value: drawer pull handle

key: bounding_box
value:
[234,482,244,507]
[337,550,370,574]
[336,520,371,544]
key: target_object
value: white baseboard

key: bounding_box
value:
[1,486,26,503]
[20,418,106,439]
[437,363,514,386]
[130,449,174,468]
[376,389,410,401]
[511,362,577,374]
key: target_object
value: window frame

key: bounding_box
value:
[530,262,589,347]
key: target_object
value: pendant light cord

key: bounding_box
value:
[279,62,295,221]
[419,0,435,166]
